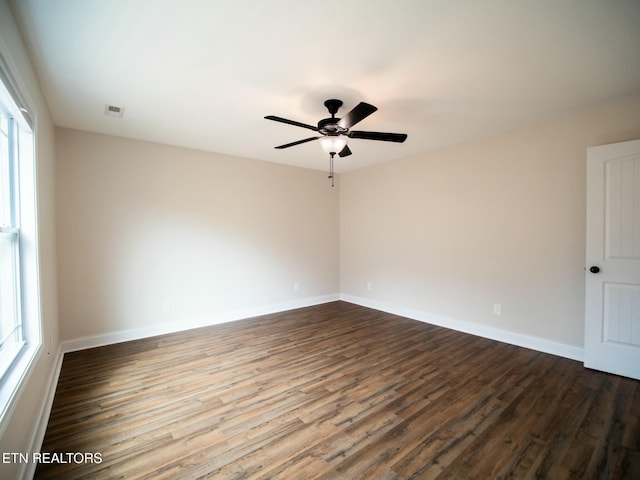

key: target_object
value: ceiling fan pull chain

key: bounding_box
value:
[328,153,335,187]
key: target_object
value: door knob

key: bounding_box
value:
[589,266,600,274]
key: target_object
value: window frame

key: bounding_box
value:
[0,41,43,436]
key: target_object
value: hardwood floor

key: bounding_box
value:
[36,301,639,479]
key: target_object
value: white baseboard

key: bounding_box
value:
[340,294,584,362]
[61,294,340,353]
[20,345,64,480]
[61,292,584,361]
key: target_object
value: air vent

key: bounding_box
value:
[104,104,124,118]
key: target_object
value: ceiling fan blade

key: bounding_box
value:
[337,102,377,129]
[265,115,319,132]
[274,137,320,149]
[338,145,352,157]
[348,130,408,143]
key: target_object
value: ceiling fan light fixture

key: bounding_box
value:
[319,135,348,154]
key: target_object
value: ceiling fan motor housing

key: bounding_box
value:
[319,99,347,135]
[318,117,348,135]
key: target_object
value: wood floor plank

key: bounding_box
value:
[35,301,640,479]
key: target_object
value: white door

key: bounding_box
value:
[585,139,640,380]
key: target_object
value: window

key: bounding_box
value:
[0,105,24,378]
[0,52,41,428]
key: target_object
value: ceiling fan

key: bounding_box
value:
[265,99,407,185]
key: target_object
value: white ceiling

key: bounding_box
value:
[10,0,640,173]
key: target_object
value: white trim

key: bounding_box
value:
[60,292,584,360]
[340,294,584,362]
[18,345,63,480]
[0,344,41,440]
[62,294,340,353]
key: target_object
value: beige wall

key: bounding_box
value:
[340,94,640,350]
[0,1,59,478]
[56,129,340,341]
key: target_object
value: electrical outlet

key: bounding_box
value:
[493,304,502,315]
[367,281,373,291]
[293,281,300,291]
